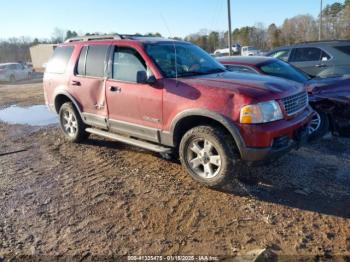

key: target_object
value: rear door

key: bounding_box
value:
[105,45,162,142]
[70,44,110,129]
[289,47,331,76]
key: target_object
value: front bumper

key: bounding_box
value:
[239,106,315,165]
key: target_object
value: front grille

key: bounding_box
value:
[281,92,308,116]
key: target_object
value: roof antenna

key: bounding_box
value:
[161,14,178,83]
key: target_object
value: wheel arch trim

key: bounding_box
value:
[53,89,83,116]
[169,109,246,156]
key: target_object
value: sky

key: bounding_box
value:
[0,0,340,40]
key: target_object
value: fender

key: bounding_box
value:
[53,88,83,116]
[168,108,246,155]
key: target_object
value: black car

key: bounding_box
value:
[219,56,350,140]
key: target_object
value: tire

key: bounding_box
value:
[59,102,89,143]
[179,126,238,188]
[9,75,16,83]
[308,109,329,141]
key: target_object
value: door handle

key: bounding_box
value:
[110,86,122,93]
[71,80,81,86]
[316,64,327,68]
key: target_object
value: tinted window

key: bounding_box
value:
[225,65,257,74]
[269,49,290,61]
[46,46,74,74]
[334,45,350,56]
[76,46,88,75]
[113,47,147,82]
[85,45,109,77]
[258,60,310,84]
[290,47,322,62]
[9,64,17,70]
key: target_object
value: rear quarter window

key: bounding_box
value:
[46,46,74,74]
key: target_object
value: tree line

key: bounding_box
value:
[0,0,349,63]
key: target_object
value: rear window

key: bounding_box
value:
[334,45,350,56]
[85,45,109,77]
[46,46,74,74]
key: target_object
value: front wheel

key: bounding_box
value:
[308,109,329,141]
[59,102,89,143]
[179,126,238,188]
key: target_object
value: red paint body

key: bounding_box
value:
[44,39,313,153]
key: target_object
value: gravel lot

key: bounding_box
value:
[1,81,350,260]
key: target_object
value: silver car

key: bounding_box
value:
[0,63,33,83]
[266,40,350,77]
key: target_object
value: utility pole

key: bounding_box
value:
[227,0,233,56]
[319,0,323,40]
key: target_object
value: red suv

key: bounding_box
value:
[44,35,314,187]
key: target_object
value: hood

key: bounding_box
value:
[178,71,304,101]
[308,76,350,103]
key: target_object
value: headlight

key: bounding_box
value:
[240,100,283,124]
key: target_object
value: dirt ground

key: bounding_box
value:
[1,81,350,260]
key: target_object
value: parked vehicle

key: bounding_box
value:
[266,40,350,77]
[219,56,350,139]
[214,44,241,57]
[0,63,33,83]
[241,46,261,56]
[44,35,313,187]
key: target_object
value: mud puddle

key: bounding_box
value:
[0,105,58,126]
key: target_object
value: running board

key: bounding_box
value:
[86,128,172,153]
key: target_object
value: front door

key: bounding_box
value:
[289,47,331,76]
[105,46,162,142]
[70,44,110,129]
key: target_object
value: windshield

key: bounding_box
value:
[258,59,310,83]
[145,43,226,78]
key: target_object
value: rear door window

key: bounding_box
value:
[46,46,74,74]
[290,47,322,62]
[85,45,109,77]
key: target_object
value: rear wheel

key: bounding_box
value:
[308,109,329,141]
[59,102,89,143]
[179,126,238,188]
[9,75,15,83]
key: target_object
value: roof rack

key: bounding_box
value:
[299,39,350,44]
[65,34,123,43]
[65,34,166,43]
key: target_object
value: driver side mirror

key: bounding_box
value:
[136,70,157,85]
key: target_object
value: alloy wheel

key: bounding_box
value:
[308,111,321,134]
[186,138,222,179]
[62,109,78,137]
